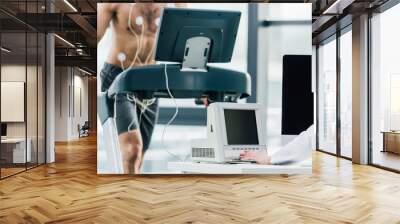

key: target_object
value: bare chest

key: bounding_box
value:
[113,6,161,37]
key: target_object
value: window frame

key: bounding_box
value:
[315,24,353,160]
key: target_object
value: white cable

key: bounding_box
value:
[117,52,126,70]
[128,4,142,67]
[127,93,140,132]
[136,19,145,66]
[120,61,125,71]
[127,6,182,160]
[144,16,160,64]
[136,98,147,126]
[126,93,157,132]
[112,96,124,173]
[161,63,183,161]
[144,42,155,64]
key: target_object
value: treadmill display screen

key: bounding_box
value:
[224,109,259,145]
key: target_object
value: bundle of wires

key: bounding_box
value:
[127,3,158,68]
[124,4,185,161]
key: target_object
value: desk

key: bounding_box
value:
[167,132,313,174]
[1,138,31,163]
[168,161,312,174]
[382,131,400,154]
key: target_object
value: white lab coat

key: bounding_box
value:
[270,125,314,165]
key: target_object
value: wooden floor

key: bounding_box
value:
[373,150,400,171]
[1,167,26,178]
[1,135,400,223]
[1,163,44,178]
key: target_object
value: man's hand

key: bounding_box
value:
[201,97,209,107]
[240,150,271,165]
[195,97,209,106]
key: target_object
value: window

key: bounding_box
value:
[390,74,400,130]
[317,37,337,154]
[339,29,352,158]
[0,0,47,179]
[370,2,400,171]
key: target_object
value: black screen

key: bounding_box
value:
[282,55,314,135]
[1,123,7,136]
[155,8,241,63]
[224,109,259,145]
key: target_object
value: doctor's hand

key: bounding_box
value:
[240,150,271,165]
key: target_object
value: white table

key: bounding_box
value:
[1,138,31,163]
[167,161,312,174]
[166,132,314,175]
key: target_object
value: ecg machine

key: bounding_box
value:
[191,102,267,163]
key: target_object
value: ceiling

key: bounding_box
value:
[311,0,391,43]
[0,0,98,74]
[0,0,394,74]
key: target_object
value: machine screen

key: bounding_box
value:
[224,109,259,145]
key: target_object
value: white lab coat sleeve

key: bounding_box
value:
[270,125,314,165]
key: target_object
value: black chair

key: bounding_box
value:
[79,121,90,138]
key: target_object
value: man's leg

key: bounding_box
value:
[134,98,159,166]
[138,99,159,151]
[114,93,143,174]
[118,130,143,174]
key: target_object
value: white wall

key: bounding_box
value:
[1,63,47,164]
[257,3,312,136]
[55,67,89,141]
[55,66,68,141]
[1,65,40,137]
[72,73,89,138]
[1,65,26,134]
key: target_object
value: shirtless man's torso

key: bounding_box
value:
[98,3,185,68]
[97,3,186,174]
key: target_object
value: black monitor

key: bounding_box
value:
[224,109,259,145]
[281,55,313,135]
[1,123,7,137]
[155,8,241,63]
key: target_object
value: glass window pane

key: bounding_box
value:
[371,3,400,171]
[1,30,28,177]
[318,37,337,154]
[340,30,352,158]
[27,31,38,168]
[1,0,46,178]
[38,32,46,165]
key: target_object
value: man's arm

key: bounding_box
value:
[97,3,114,44]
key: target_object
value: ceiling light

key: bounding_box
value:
[63,0,78,12]
[54,34,75,48]
[1,47,11,53]
[323,0,354,15]
[76,48,85,55]
[78,67,93,76]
